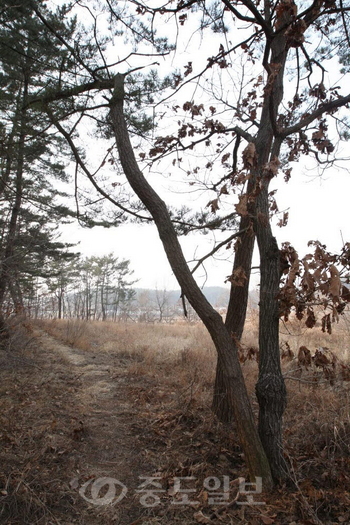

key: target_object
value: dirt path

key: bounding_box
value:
[33,328,137,469]
[0,325,163,524]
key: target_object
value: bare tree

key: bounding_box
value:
[154,287,172,322]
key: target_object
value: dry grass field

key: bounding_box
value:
[0,313,349,524]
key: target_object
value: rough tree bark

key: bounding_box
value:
[109,73,273,489]
[251,26,290,481]
[212,214,255,423]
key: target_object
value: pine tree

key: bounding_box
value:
[0,0,80,310]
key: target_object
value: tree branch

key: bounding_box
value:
[150,124,254,164]
[221,0,256,24]
[45,106,153,222]
[280,94,350,138]
[154,32,260,109]
[190,229,248,276]
[28,78,114,107]
[27,63,159,108]
[179,212,239,234]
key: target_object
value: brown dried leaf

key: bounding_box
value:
[275,0,298,30]
[221,152,230,164]
[329,265,341,299]
[281,342,294,361]
[206,198,220,213]
[313,347,336,368]
[250,108,257,120]
[263,156,280,178]
[296,304,305,320]
[235,194,248,216]
[286,256,300,288]
[184,61,192,76]
[219,184,229,195]
[301,267,315,293]
[285,19,307,47]
[321,313,332,334]
[247,346,258,360]
[309,82,327,99]
[225,266,247,287]
[242,142,257,169]
[312,128,325,141]
[298,346,311,369]
[234,236,242,251]
[305,308,316,329]
[277,211,289,228]
[283,167,292,182]
[260,516,276,525]
[332,305,339,323]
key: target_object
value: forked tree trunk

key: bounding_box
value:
[213,16,291,480]
[213,214,255,422]
[109,74,273,489]
[250,26,290,480]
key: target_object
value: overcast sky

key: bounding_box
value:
[61,158,350,291]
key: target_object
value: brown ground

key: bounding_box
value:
[0,317,349,524]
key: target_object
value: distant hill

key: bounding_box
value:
[133,286,258,309]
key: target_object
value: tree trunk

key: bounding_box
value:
[58,294,62,319]
[8,277,24,314]
[214,10,291,476]
[109,74,273,489]
[0,82,28,309]
[0,86,25,197]
[250,27,290,480]
[255,184,288,482]
[213,214,255,422]
[213,7,291,436]
[101,281,107,321]
[0,125,16,196]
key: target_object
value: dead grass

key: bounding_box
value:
[1,315,350,524]
[254,308,350,362]
[35,318,213,354]
[35,318,217,404]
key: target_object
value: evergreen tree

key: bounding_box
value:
[41,254,136,320]
[0,1,82,309]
